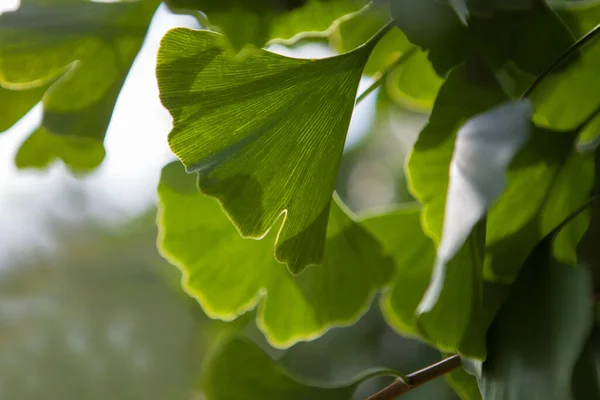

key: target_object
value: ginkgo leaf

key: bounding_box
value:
[407,64,533,357]
[0,0,159,169]
[433,100,532,268]
[156,26,386,273]
[478,240,594,400]
[0,84,47,134]
[407,63,509,244]
[485,131,594,280]
[203,338,399,400]
[165,0,367,50]
[390,0,574,75]
[15,127,105,172]
[530,2,600,131]
[361,205,435,338]
[157,161,393,348]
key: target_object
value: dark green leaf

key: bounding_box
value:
[203,337,398,400]
[157,27,381,273]
[157,161,393,348]
[572,327,600,400]
[390,0,574,75]
[478,243,594,400]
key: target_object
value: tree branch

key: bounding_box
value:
[366,355,462,400]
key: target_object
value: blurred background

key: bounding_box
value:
[0,2,458,399]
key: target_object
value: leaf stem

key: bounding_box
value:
[366,355,462,400]
[521,23,600,99]
[356,47,418,104]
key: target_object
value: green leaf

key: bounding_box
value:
[14,126,105,171]
[157,27,382,273]
[407,62,508,244]
[407,62,533,357]
[157,161,393,348]
[478,243,594,400]
[446,365,483,400]
[390,0,574,76]
[384,48,443,112]
[0,84,47,133]
[328,6,411,76]
[362,205,436,337]
[166,0,367,50]
[530,2,600,131]
[485,130,594,280]
[0,0,158,168]
[203,337,397,400]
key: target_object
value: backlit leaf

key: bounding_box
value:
[156,27,383,273]
[0,84,47,133]
[157,161,393,348]
[362,205,435,337]
[166,0,367,50]
[15,126,105,172]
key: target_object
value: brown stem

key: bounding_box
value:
[366,355,462,400]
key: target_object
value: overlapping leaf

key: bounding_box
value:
[390,0,574,75]
[362,206,435,338]
[0,0,159,169]
[417,100,532,349]
[166,0,367,50]
[157,161,392,348]
[203,338,399,400]
[478,241,594,400]
[530,1,600,131]
[157,27,384,273]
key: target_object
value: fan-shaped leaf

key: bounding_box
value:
[157,161,393,348]
[156,27,383,273]
[166,0,367,50]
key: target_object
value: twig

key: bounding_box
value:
[521,23,600,99]
[356,47,418,104]
[366,355,462,400]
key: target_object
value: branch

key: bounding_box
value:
[366,355,462,400]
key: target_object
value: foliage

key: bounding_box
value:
[2,0,600,399]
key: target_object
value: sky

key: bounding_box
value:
[0,2,377,264]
